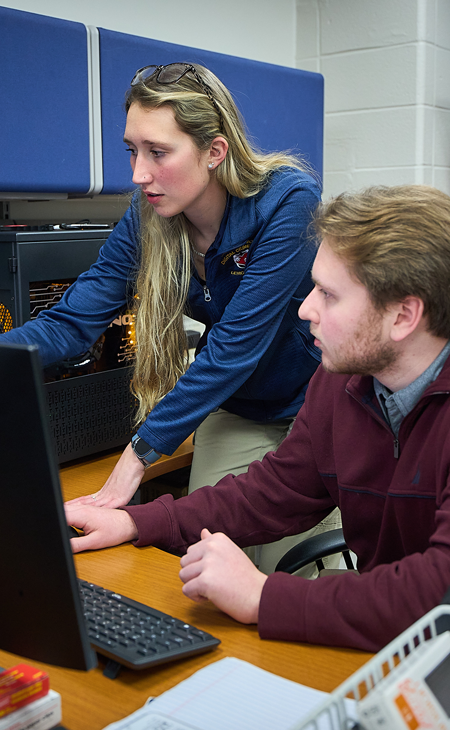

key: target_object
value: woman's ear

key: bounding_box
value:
[208,137,228,168]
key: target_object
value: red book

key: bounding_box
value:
[0,665,49,718]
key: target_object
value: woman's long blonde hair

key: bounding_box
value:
[125,64,310,427]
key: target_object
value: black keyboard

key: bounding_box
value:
[78,579,220,671]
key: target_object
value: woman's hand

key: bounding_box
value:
[65,503,139,553]
[179,529,267,624]
[65,443,145,509]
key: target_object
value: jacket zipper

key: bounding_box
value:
[347,386,450,461]
[203,285,211,302]
[346,387,400,459]
[390,392,450,460]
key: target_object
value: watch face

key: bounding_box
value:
[134,437,152,457]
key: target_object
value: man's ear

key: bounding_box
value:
[390,296,425,342]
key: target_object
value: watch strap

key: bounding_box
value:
[131,434,161,468]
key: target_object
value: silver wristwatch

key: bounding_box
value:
[131,434,161,468]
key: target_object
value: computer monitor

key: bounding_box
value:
[0,342,97,671]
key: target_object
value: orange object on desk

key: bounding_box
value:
[0,664,49,718]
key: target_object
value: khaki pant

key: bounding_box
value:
[189,409,342,578]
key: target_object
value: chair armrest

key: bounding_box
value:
[274,528,351,574]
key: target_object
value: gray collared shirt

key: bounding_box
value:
[373,340,450,437]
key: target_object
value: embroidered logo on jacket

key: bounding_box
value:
[233,250,248,269]
[221,241,252,276]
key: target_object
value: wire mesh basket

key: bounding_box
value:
[292,605,450,729]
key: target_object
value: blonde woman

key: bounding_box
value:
[2,64,340,572]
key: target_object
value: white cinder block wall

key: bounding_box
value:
[2,0,296,68]
[296,0,450,198]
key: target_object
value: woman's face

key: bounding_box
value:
[124,103,217,220]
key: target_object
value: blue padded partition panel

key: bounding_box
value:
[0,7,90,194]
[99,30,323,195]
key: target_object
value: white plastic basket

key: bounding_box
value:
[292,605,450,730]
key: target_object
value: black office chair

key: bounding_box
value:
[274,528,356,574]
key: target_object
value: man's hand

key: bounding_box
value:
[179,529,267,624]
[65,503,138,553]
[65,443,145,509]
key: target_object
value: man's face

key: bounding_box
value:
[299,239,397,377]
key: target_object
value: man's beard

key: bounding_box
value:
[317,308,397,377]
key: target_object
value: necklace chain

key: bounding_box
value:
[191,246,206,259]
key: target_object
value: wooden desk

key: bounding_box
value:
[60,436,194,496]
[0,451,372,730]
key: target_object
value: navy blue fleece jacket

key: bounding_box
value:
[0,168,321,454]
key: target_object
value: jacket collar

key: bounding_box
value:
[218,194,256,253]
[346,345,450,406]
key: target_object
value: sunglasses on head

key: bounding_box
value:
[130,63,224,131]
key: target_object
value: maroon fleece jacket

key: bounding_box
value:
[124,360,450,652]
